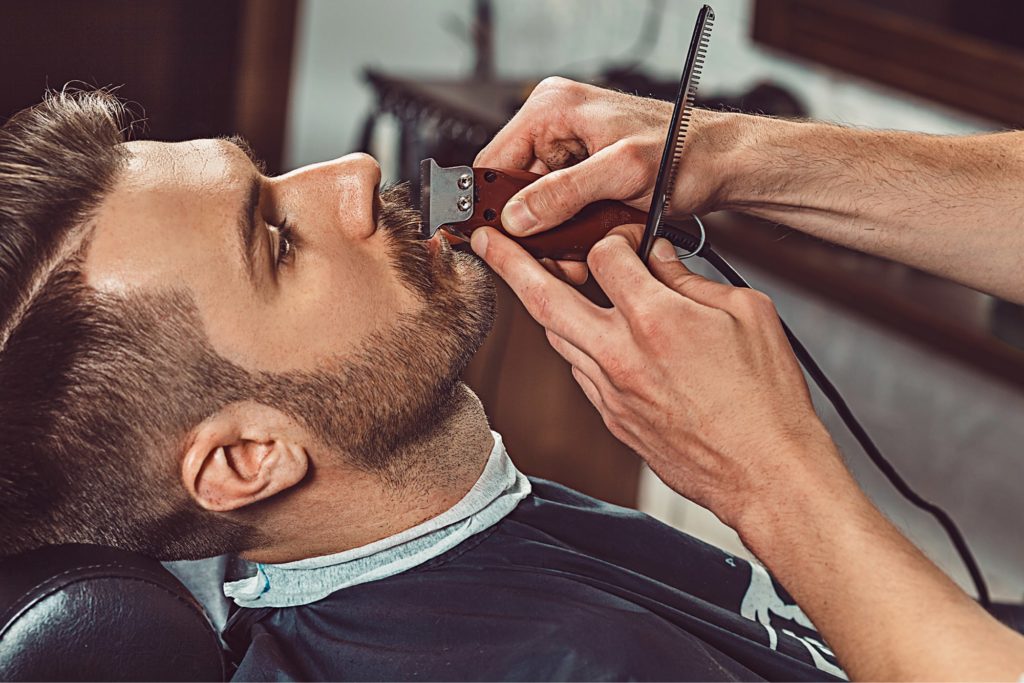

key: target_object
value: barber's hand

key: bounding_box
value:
[475,77,725,249]
[472,224,843,529]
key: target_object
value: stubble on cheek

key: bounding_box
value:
[254,182,497,469]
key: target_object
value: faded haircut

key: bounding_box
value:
[0,90,259,560]
[0,90,495,561]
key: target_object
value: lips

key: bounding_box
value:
[426,230,451,258]
[440,228,467,247]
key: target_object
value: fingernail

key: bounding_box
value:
[502,199,539,235]
[652,237,678,262]
[470,228,489,256]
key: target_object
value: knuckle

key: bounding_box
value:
[525,191,555,223]
[535,76,579,99]
[734,288,776,318]
[670,273,699,295]
[600,353,626,382]
[634,310,664,342]
[587,234,631,271]
[560,169,590,205]
[523,282,553,321]
[483,241,507,271]
[725,288,752,313]
[536,170,587,217]
[616,138,648,167]
[603,353,638,388]
[586,237,615,270]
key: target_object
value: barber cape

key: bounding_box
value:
[224,431,530,608]
[224,432,846,681]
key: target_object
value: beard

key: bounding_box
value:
[259,183,496,479]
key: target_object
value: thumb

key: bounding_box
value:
[648,238,734,307]
[502,141,647,236]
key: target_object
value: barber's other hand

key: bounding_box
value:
[475,78,725,238]
[472,224,845,531]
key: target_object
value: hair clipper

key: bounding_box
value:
[417,158,646,261]
[418,4,716,263]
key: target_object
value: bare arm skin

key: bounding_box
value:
[713,116,1024,304]
[481,77,1024,303]
[475,78,1024,679]
[740,450,1024,681]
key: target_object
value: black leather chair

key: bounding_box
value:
[0,544,227,681]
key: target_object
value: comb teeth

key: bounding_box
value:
[639,5,716,262]
[662,9,714,216]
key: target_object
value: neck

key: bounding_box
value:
[248,383,494,564]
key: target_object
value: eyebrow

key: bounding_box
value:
[222,134,267,174]
[237,175,262,282]
[221,135,267,283]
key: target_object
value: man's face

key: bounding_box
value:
[84,139,494,461]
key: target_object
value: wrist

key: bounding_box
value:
[681,109,760,214]
[707,112,824,213]
[730,433,874,559]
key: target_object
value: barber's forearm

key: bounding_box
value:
[736,447,1024,681]
[700,113,1024,303]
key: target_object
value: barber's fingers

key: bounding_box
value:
[587,228,702,322]
[546,329,603,380]
[539,258,590,286]
[527,158,550,175]
[559,260,590,286]
[571,365,608,416]
[501,141,651,236]
[474,118,537,170]
[648,238,736,308]
[472,227,607,353]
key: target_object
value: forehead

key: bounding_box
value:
[84,138,252,294]
[121,138,249,193]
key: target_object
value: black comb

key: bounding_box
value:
[638,4,714,263]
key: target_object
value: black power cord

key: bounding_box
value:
[659,225,992,608]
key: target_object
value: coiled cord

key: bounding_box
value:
[658,224,991,607]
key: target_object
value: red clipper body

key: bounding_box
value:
[419,159,647,262]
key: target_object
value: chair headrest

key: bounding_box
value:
[0,544,227,681]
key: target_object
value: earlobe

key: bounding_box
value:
[181,403,310,512]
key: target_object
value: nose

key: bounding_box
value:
[276,152,382,241]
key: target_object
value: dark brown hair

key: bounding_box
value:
[0,90,259,559]
[0,90,495,561]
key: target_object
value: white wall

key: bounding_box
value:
[286,0,473,170]
[285,0,993,171]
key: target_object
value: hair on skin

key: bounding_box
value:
[0,89,261,558]
[0,89,495,560]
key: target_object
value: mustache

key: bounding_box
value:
[377,182,444,298]
[377,182,422,242]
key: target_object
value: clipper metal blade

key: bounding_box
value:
[419,158,475,239]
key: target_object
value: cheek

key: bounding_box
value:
[294,250,410,344]
[200,243,423,373]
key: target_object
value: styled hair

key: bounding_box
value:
[0,90,259,559]
[0,90,494,562]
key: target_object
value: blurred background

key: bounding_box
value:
[2,0,1022,602]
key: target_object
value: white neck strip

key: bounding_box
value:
[224,431,530,608]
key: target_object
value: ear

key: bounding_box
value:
[181,401,310,512]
